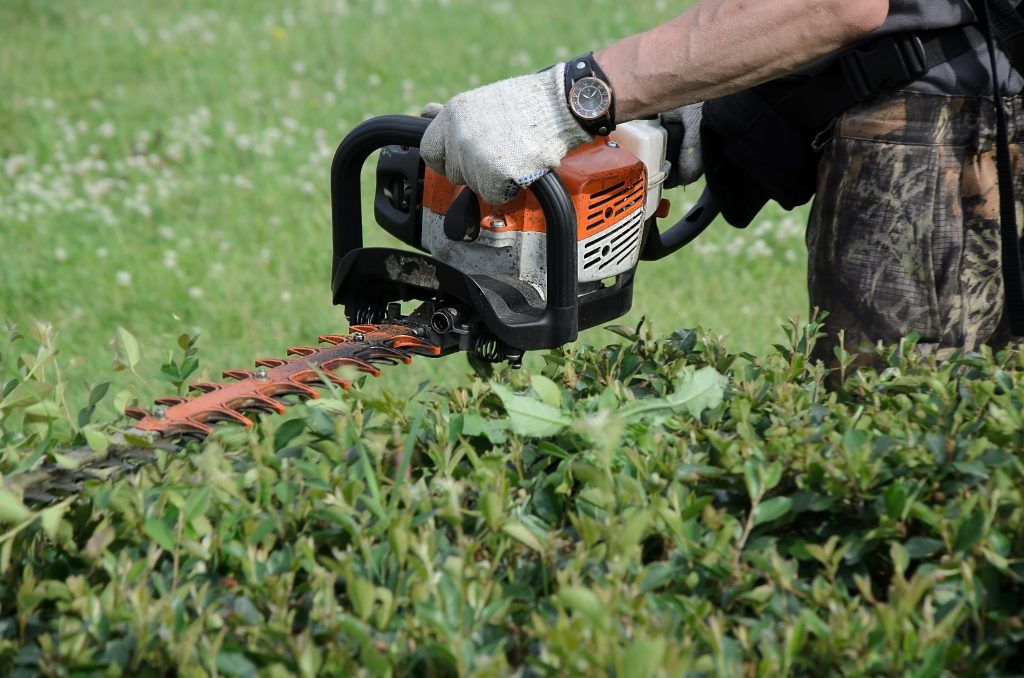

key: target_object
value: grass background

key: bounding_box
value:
[1,0,808,409]
[6,5,1024,675]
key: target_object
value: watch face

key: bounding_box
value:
[569,77,612,121]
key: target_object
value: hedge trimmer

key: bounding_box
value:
[8,115,718,501]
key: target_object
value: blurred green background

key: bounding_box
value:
[0,0,809,410]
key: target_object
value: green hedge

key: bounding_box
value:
[1,320,1022,676]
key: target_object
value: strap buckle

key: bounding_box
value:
[839,34,928,102]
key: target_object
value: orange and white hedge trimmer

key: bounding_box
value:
[12,115,718,500]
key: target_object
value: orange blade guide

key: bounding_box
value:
[126,324,441,439]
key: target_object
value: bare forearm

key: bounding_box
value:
[596,0,889,120]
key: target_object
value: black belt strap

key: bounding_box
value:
[771,27,981,133]
[972,0,1024,335]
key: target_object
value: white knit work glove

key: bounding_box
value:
[420,65,592,204]
[662,102,705,188]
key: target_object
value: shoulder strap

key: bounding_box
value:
[978,0,1024,70]
[771,27,980,134]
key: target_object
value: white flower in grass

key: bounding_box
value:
[367,73,381,88]
[115,271,132,287]
[188,286,204,300]
[280,290,293,303]
[166,143,184,163]
[509,51,531,68]
[747,238,773,259]
[778,217,803,240]
[784,249,799,264]
[724,236,744,259]
[98,121,116,139]
[693,242,720,256]
[752,220,774,237]
[163,250,178,268]
[96,247,109,258]
[54,246,68,262]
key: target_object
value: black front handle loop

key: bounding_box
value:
[330,114,579,318]
[641,187,720,261]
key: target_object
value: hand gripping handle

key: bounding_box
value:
[330,114,579,317]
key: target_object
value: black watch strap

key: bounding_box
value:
[564,52,617,136]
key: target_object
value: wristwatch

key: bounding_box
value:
[564,53,616,137]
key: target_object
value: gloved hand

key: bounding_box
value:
[662,102,705,188]
[420,65,592,204]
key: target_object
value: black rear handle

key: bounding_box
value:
[641,187,720,261]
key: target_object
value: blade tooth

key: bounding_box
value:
[318,334,348,345]
[288,369,350,390]
[223,369,255,381]
[408,345,443,357]
[314,360,357,387]
[255,358,288,368]
[260,380,320,399]
[289,369,335,389]
[154,396,189,406]
[348,324,379,333]
[325,356,381,377]
[356,364,383,377]
[202,407,253,427]
[189,382,222,394]
[134,417,170,433]
[167,420,215,438]
[287,346,318,357]
[361,346,413,365]
[390,336,442,355]
[322,372,351,389]
[234,394,287,414]
[124,407,150,421]
[364,355,406,367]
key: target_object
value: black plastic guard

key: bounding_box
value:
[332,248,579,351]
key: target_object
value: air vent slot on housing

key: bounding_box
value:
[584,181,645,233]
[581,209,645,275]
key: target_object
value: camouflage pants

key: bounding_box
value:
[808,90,1024,365]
